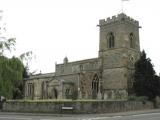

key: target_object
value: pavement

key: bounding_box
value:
[0,108,160,116]
[0,109,160,120]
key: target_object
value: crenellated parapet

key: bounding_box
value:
[99,13,139,27]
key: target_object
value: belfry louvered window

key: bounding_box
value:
[129,33,135,48]
[107,32,115,48]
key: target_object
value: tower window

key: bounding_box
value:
[129,33,135,48]
[107,32,115,48]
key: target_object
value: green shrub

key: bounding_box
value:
[128,96,148,102]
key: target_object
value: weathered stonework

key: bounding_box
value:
[24,13,141,100]
[2,101,154,114]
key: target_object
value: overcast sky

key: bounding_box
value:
[0,0,160,75]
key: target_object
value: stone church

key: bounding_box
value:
[24,13,140,100]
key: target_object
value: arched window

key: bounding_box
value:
[129,33,135,48]
[107,32,115,48]
[92,74,99,99]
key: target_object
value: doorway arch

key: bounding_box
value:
[53,88,58,99]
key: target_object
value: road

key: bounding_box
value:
[0,110,160,120]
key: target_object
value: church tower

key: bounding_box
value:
[98,13,141,99]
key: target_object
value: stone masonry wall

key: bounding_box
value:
[55,58,101,76]
[2,101,153,114]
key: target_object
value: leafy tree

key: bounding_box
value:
[0,56,24,99]
[0,15,31,99]
[0,38,16,56]
[23,66,30,78]
[0,40,33,99]
[133,50,160,100]
[19,51,33,66]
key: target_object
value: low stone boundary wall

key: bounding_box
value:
[2,100,154,114]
